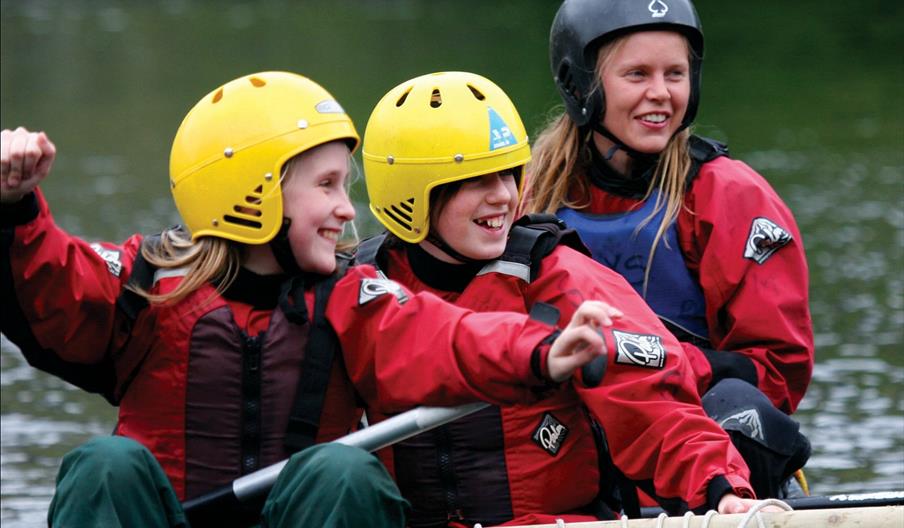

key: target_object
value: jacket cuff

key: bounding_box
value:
[701,348,758,390]
[530,330,562,389]
[0,192,40,228]
[702,474,756,512]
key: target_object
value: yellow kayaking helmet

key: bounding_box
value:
[362,71,531,243]
[169,71,359,244]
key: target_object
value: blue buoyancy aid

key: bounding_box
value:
[557,192,709,340]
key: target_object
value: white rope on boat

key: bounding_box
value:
[654,511,669,528]
[700,509,719,528]
[475,498,793,528]
[735,498,793,528]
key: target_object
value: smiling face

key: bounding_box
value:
[594,31,691,170]
[423,169,520,263]
[280,141,355,274]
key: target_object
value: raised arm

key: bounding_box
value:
[2,128,143,370]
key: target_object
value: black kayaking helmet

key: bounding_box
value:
[550,0,704,153]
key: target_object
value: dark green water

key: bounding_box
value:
[2,1,902,524]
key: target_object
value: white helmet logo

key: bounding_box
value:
[648,0,669,18]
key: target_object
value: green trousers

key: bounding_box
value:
[48,436,409,528]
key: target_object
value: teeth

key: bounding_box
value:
[642,114,667,123]
[477,215,504,228]
[321,230,339,241]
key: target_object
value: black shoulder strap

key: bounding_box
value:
[115,234,160,320]
[687,135,730,185]
[283,259,349,452]
[497,214,591,282]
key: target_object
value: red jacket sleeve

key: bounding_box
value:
[329,264,556,413]
[3,188,141,364]
[533,247,754,509]
[678,157,814,413]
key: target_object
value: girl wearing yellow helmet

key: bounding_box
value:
[0,72,610,527]
[359,71,783,525]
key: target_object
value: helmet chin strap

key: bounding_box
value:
[425,231,488,265]
[589,121,660,166]
[269,218,304,276]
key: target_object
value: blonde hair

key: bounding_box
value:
[524,33,695,296]
[135,142,359,305]
[132,228,241,306]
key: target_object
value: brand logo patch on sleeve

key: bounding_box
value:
[744,217,792,264]
[613,330,666,369]
[358,278,410,306]
[89,243,123,277]
[531,413,569,456]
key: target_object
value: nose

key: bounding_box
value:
[335,191,356,221]
[646,74,670,101]
[485,173,516,204]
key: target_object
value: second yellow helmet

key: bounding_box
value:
[363,72,530,243]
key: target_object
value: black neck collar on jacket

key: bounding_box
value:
[221,267,289,309]
[404,243,482,293]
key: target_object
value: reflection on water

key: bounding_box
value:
[1,336,116,526]
[2,0,902,525]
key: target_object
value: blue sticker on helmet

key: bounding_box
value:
[488,107,516,150]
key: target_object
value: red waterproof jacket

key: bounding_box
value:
[1,189,557,500]
[368,235,753,526]
[564,147,813,413]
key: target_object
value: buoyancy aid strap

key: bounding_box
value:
[115,234,160,320]
[478,214,591,283]
[111,233,177,403]
[283,259,349,453]
[477,223,540,282]
[687,135,729,184]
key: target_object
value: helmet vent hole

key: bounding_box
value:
[249,77,266,87]
[212,88,224,104]
[396,87,412,107]
[223,215,263,229]
[467,85,485,101]
[252,185,263,194]
[233,205,262,217]
[385,202,414,230]
[430,89,442,108]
